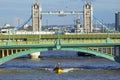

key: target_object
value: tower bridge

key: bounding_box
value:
[0,1,120,65]
[25,1,93,33]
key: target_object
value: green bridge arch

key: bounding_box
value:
[0,48,120,65]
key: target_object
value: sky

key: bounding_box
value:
[0,0,120,27]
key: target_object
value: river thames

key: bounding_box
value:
[0,51,120,80]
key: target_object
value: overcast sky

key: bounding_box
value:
[0,0,120,27]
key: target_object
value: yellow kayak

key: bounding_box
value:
[53,63,63,74]
[56,68,63,74]
[53,66,63,74]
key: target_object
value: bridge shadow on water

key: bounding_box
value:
[40,50,95,58]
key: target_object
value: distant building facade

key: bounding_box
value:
[115,12,120,32]
[32,1,42,32]
[83,2,93,33]
[0,24,15,34]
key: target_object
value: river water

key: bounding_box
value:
[0,51,120,80]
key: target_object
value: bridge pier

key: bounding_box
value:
[16,49,18,53]
[6,49,9,56]
[114,46,120,56]
[2,50,5,58]
[11,49,13,55]
[110,47,113,55]
[29,52,41,59]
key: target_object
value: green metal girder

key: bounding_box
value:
[0,47,120,65]
[0,44,55,49]
[61,48,120,63]
[61,48,116,62]
[0,34,120,40]
[0,48,49,65]
[0,42,120,49]
[0,32,120,65]
[61,43,120,47]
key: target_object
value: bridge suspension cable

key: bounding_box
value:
[16,15,32,30]
[93,16,115,32]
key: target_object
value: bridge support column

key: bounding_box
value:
[110,47,113,55]
[105,48,108,54]
[119,46,120,57]
[0,50,2,58]
[96,48,98,52]
[29,52,41,59]
[16,49,18,53]
[106,47,112,55]
[11,49,13,55]
[2,49,5,58]
[114,46,120,56]
[6,49,9,56]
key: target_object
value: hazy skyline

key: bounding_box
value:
[0,0,120,27]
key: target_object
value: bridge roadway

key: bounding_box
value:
[0,33,120,64]
[0,33,120,41]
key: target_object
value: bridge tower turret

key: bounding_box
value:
[83,2,93,33]
[32,0,42,32]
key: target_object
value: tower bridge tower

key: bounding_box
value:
[32,1,42,32]
[83,2,93,33]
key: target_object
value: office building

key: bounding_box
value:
[115,12,120,32]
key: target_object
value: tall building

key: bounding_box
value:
[83,2,93,33]
[32,1,42,32]
[115,12,120,32]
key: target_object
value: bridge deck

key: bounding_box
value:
[0,33,120,47]
[0,33,120,40]
[0,33,120,64]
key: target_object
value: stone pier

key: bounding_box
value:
[29,52,41,59]
[114,46,120,56]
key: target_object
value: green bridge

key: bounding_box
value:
[0,33,120,64]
